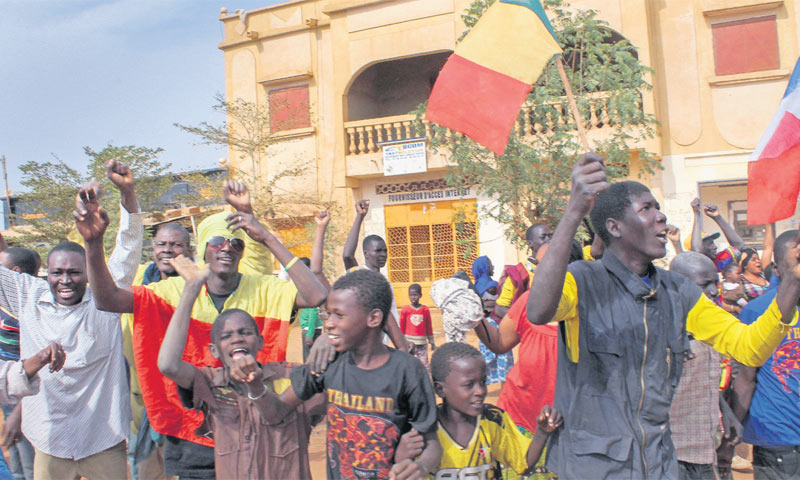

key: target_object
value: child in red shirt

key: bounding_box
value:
[399,284,435,367]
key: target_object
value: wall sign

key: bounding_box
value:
[385,187,472,204]
[382,139,427,176]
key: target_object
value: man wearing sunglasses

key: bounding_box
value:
[75,180,328,480]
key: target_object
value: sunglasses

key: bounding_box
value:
[206,236,245,253]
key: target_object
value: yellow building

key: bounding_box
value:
[218,0,799,304]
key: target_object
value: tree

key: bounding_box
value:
[14,144,177,255]
[418,0,659,247]
[176,95,341,276]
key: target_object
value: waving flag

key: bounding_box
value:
[426,0,562,156]
[748,57,800,224]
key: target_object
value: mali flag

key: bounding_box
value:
[132,274,297,446]
[426,0,562,156]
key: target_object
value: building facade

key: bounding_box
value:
[218,0,799,305]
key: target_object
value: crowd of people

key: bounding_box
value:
[0,153,798,480]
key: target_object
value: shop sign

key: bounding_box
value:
[382,139,427,176]
[385,187,472,204]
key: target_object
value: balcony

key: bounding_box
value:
[344,91,648,178]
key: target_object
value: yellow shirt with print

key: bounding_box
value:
[432,405,531,480]
[554,272,797,365]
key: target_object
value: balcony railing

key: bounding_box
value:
[344,91,644,156]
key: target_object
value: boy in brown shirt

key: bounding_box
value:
[157,256,324,480]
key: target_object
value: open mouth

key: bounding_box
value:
[217,255,234,264]
[655,231,668,244]
[57,287,75,296]
[230,347,250,359]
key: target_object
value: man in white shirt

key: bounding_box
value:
[0,161,144,480]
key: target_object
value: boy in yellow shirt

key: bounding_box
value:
[399,342,561,479]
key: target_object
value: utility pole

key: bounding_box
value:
[1,156,11,228]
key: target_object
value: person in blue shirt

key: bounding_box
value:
[733,229,800,480]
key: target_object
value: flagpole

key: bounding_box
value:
[555,55,591,152]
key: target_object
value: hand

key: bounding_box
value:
[168,255,209,285]
[389,459,425,480]
[703,203,721,219]
[721,406,743,447]
[223,180,254,214]
[22,342,66,378]
[535,405,563,434]
[73,183,109,242]
[666,225,680,242]
[566,153,608,218]
[228,353,263,385]
[690,197,702,214]
[307,332,337,376]
[226,211,269,244]
[105,160,134,193]
[355,200,370,216]
[315,209,331,228]
[1,404,22,448]
[395,429,424,462]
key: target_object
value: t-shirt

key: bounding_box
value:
[298,308,322,337]
[399,305,433,345]
[434,404,532,479]
[496,291,557,433]
[179,363,325,480]
[740,284,800,446]
[292,349,438,479]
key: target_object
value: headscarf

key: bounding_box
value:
[471,256,497,296]
[196,211,273,275]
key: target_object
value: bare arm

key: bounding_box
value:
[667,225,682,253]
[762,223,776,267]
[389,430,442,480]
[226,210,327,308]
[0,232,7,252]
[311,209,332,291]
[343,200,369,270]
[384,312,411,352]
[74,185,135,313]
[731,365,757,423]
[474,315,520,354]
[527,406,562,470]
[157,257,208,390]
[690,198,703,253]
[527,153,608,325]
[705,203,745,251]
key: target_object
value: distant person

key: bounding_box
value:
[399,284,435,367]
[342,199,409,351]
[0,243,41,480]
[493,224,552,319]
[690,199,746,272]
[740,248,770,301]
[472,256,514,387]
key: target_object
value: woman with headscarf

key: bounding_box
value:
[471,256,515,386]
[740,248,769,301]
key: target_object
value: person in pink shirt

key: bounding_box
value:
[399,284,435,367]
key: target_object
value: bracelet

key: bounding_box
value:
[248,384,268,400]
[283,256,299,271]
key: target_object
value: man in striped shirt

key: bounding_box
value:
[0,161,144,480]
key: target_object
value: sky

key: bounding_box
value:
[0,0,285,193]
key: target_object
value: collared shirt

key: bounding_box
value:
[669,339,721,464]
[0,204,144,460]
[179,363,324,480]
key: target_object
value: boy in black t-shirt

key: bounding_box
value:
[256,269,441,479]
